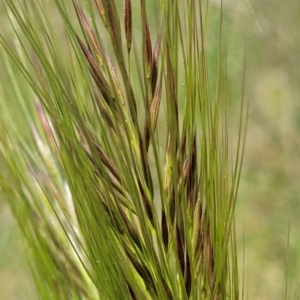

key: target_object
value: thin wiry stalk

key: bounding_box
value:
[0,0,246,299]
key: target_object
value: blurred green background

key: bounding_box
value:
[222,0,300,298]
[1,0,300,299]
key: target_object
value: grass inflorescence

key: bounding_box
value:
[0,0,246,299]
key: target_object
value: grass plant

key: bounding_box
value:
[0,0,246,299]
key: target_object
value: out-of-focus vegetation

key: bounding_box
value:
[220,0,300,298]
[0,0,299,299]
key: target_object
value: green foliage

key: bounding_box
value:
[0,0,246,299]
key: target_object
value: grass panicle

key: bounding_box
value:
[0,0,246,299]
